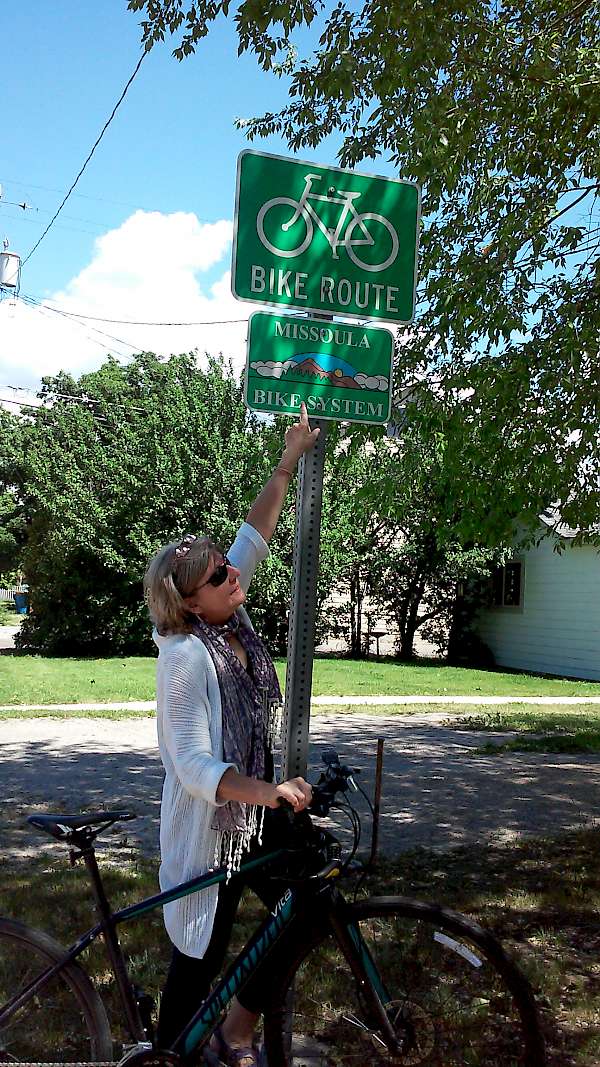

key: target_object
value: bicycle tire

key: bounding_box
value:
[256,197,313,258]
[263,895,546,1066]
[0,916,113,1063]
[345,212,399,272]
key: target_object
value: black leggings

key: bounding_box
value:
[157,814,307,1048]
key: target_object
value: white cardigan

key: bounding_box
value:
[153,521,270,957]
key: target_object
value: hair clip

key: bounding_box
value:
[174,533,197,559]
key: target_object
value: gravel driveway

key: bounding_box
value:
[2,714,599,860]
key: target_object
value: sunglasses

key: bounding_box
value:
[197,556,232,590]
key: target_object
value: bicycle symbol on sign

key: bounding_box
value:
[256,173,400,273]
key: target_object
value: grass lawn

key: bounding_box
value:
[451,706,600,755]
[1,654,599,705]
[1,813,598,1065]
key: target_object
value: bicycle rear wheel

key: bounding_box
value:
[0,917,113,1063]
[263,895,545,1066]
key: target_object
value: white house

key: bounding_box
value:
[475,515,600,681]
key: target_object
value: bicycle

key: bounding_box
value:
[0,750,546,1065]
[256,173,400,273]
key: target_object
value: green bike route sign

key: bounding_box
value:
[232,150,420,324]
[245,311,393,425]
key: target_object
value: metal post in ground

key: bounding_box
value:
[282,418,329,779]
[368,737,385,869]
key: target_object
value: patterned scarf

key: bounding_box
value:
[191,612,281,875]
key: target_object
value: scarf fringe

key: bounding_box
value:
[266,699,282,754]
[213,805,267,881]
[211,698,281,880]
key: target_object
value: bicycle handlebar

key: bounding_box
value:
[277,750,359,819]
[309,749,360,817]
[275,750,361,881]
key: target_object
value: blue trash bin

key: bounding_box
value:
[14,592,28,615]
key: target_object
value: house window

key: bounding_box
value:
[491,561,523,608]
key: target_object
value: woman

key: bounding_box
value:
[143,403,319,1066]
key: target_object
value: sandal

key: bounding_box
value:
[208,1024,260,1067]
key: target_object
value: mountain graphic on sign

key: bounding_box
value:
[250,353,389,392]
[290,352,358,376]
[289,354,361,390]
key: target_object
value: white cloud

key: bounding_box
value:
[250,359,295,378]
[355,372,389,391]
[0,210,255,399]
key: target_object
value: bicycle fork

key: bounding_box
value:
[327,894,403,1056]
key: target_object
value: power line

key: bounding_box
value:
[1,383,141,416]
[18,294,144,356]
[21,49,148,268]
[20,293,248,328]
[0,175,176,214]
[0,210,109,239]
[0,393,109,423]
[0,199,33,211]
[1,187,220,232]
[5,290,248,369]
[0,396,45,411]
[2,383,100,403]
[20,297,132,358]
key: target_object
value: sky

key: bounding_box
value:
[2,4,593,416]
[0,1,352,405]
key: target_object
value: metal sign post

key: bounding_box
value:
[281,417,329,779]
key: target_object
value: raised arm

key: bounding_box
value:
[245,402,320,544]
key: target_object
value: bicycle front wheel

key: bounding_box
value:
[0,917,113,1063]
[263,896,545,1066]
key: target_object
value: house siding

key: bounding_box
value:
[475,534,600,681]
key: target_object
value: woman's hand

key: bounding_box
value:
[216,768,312,812]
[280,402,320,469]
[268,777,313,812]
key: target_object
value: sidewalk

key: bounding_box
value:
[0,624,19,651]
[1,694,600,712]
[1,714,599,859]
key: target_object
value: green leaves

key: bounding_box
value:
[126,0,597,532]
[7,354,281,654]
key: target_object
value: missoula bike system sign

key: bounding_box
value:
[232,150,421,323]
[245,311,393,425]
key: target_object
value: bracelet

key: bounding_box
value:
[275,465,295,477]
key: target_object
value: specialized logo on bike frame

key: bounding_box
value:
[245,311,393,425]
[232,151,420,323]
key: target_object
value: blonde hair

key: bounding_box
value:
[143,535,219,635]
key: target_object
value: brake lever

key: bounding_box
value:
[321,748,340,767]
[276,798,296,824]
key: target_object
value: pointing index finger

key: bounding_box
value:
[299,401,309,426]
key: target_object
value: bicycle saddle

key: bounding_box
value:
[28,810,136,842]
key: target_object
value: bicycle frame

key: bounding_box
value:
[287,174,375,258]
[0,841,400,1061]
[0,844,284,1051]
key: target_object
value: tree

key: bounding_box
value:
[347,419,503,660]
[317,422,400,656]
[130,0,600,541]
[306,415,503,661]
[0,409,27,578]
[4,351,506,660]
[9,354,294,655]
